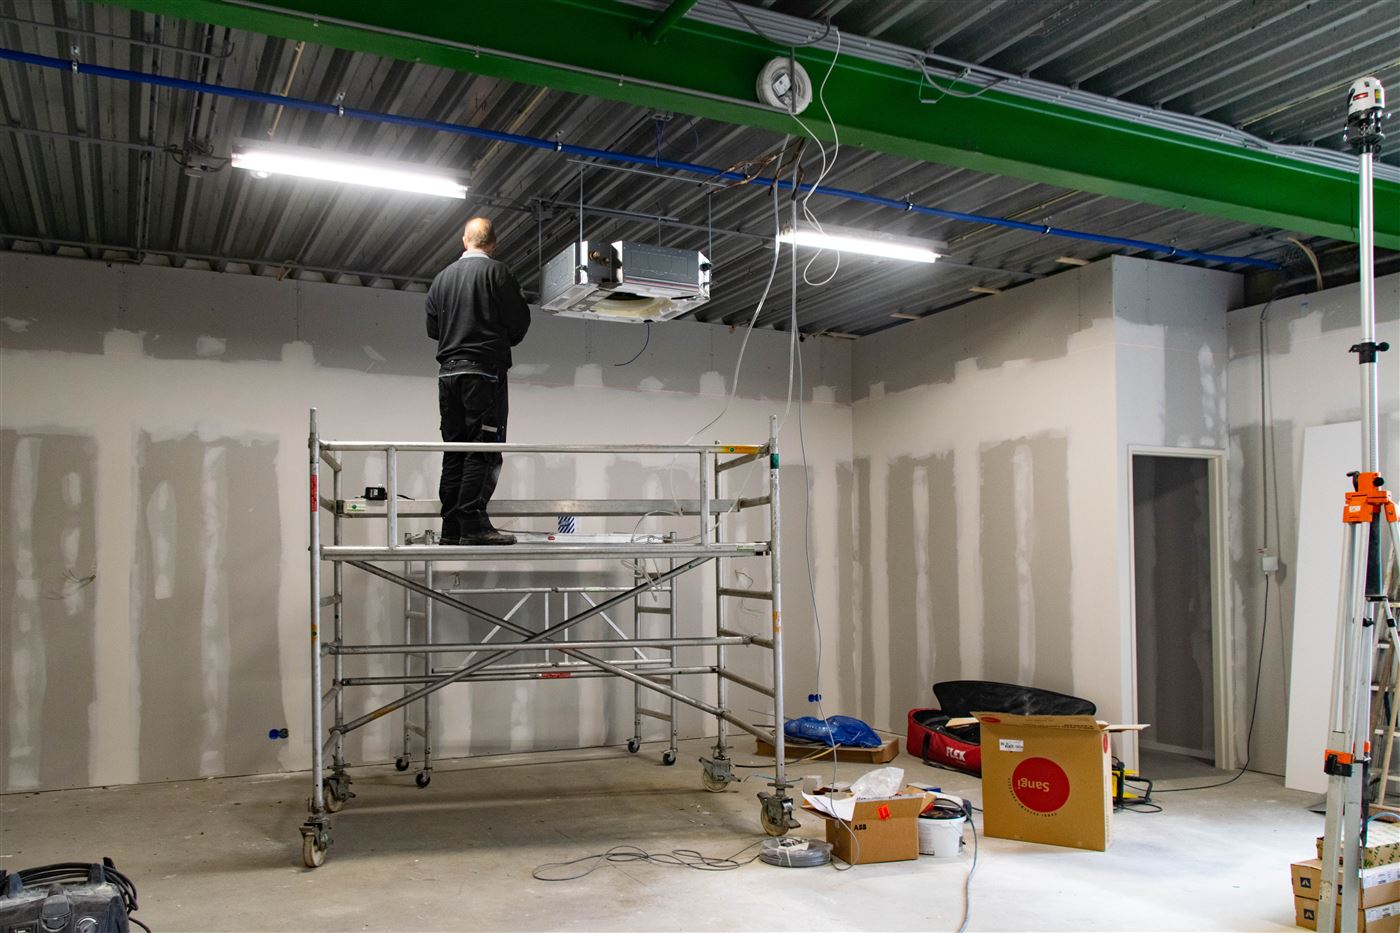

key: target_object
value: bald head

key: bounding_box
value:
[462,217,497,255]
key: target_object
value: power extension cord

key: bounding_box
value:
[758,836,832,868]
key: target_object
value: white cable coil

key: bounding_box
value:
[758,836,832,867]
[755,56,812,114]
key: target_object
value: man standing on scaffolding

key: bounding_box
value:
[425,216,532,546]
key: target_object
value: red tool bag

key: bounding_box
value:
[907,680,1096,776]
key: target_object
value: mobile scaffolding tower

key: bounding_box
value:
[300,408,795,868]
[388,544,682,782]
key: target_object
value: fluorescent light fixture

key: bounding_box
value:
[231,144,467,199]
[968,286,1002,295]
[890,311,923,320]
[1055,255,1091,266]
[778,224,941,264]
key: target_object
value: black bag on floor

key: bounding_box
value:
[0,858,143,933]
[907,680,1097,776]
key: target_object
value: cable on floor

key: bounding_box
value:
[532,841,766,881]
[956,816,979,933]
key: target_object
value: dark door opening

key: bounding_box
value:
[1132,454,1216,775]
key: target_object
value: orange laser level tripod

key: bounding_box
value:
[1317,75,1398,933]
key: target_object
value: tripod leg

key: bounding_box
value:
[1320,522,1374,933]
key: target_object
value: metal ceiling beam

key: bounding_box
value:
[97,0,1400,249]
[642,0,700,44]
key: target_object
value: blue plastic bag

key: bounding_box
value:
[784,715,882,748]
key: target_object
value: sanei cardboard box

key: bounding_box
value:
[974,713,1144,852]
[1294,895,1400,931]
[1292,858,1400,908]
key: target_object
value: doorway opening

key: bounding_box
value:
[1129,449,1231,778]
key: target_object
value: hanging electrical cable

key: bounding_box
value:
[787,26,844,289]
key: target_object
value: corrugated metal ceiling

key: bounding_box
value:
[0,0,1393,335]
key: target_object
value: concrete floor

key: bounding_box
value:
[3,738,1315,931]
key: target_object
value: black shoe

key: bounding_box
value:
[435,536,461,546]
[460,528,516,546]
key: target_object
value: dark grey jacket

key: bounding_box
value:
[425,253,531,368]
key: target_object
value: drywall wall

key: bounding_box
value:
[850,255,1241,749]
[851,258,1121,730]
[1227,274,1400,779]
[1113,257,1240,768]
[9,246,1373,792]
[0,250,854,792]
[1285,420,1361,793]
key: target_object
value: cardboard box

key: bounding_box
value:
[1317,820,1400,868]
[801,784,933,865]
[975,713,1145,852]
[1292,858,1400,908]
[1294,895,1400,931]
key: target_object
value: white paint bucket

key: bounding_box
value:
[918,814,966,857]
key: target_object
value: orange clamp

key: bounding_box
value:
[1343,472,1397,524]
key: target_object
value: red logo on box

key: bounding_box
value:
[877,804,891,821]
[1010,757,1071,813]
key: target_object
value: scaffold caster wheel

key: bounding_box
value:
[626,737,641,754]
[760,807,791,837]
[302,835,326,868]
[415,770,431,788]
[662,750,677,766]
[300,827,330,869]
[759,793,796,837]
[322,781,347,813]
[702,771,730,793]
[394,755,411,772]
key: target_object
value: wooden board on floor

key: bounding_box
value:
[754,736,900,763]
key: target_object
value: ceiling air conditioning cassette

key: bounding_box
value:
[540,240,711,323]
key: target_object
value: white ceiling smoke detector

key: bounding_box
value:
[756,56,813,114]
[539,240,711,324]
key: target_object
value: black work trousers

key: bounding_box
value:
[438,361,508,540]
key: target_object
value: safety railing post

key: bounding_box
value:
[308,409,324,816]
[386,446,398,547]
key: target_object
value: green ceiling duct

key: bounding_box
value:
[105,0,1400,250]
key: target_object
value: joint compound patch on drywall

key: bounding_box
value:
[883,453,961,717]
[574,364,604,388]
[855,457,874,719]
[132,431,286,783]
[0,431,99,792]
[195,336,227,358]
[1197,343,1225,448]
[978,435,1074,694]
[885,458,924,718]
[836,463,858,708]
